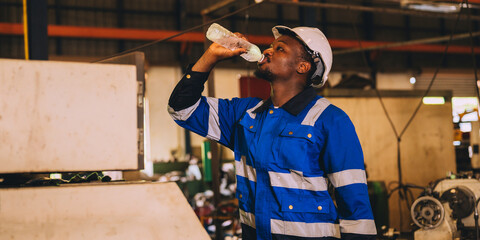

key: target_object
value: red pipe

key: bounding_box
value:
[0,22,479,54]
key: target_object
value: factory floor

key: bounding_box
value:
[396,233,414,240]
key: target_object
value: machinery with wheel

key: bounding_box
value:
[411,178,480,240]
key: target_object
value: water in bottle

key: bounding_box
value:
[206,23,264,62]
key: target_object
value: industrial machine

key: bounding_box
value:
[0,55,209,239]
[411,176,480,240]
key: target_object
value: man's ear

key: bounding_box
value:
[297,61,311,75]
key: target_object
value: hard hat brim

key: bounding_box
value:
[272,26,313,54]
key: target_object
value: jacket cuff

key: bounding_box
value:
[183,64,210,84]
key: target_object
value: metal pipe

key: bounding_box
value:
[201,0,236,16]
[1,22,479,54]
[334,30,480,55]
[265,0,480,21]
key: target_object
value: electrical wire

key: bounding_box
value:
[398,9,463,139]
[346,0,465,232]
[345,7,405,229]
[400,3,463,229]
[346,10,399,137]
[91,1,264,63]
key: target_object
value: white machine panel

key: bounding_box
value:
[0,59,138,173]
[0,182,210,239]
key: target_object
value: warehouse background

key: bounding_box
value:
[1,0,480,238]
[1,0,478,69]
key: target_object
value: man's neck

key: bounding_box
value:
[270,80,305,107]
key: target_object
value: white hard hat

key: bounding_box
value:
[272,26,332,87]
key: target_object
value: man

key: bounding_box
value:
[168,25,376,240]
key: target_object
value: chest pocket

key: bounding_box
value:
[279,193,337,223]
[277,124,323,172]
[237,115,258,155]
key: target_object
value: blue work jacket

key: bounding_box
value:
[168,68,377,240]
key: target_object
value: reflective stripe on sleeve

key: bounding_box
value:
[240,209,256,229]
[339,219,377,235]
[271,219,340,238]
[205,97,221,141]
[269,170,327,191]
[327,169,367,188]
[246,100,264,119]
[235,156,257,182]
[168,99,201,121]
[301,98,331,126]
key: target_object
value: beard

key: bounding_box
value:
[254,68,274,82]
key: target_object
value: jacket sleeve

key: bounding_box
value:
[320,108,377,240]
[167,65,258,149]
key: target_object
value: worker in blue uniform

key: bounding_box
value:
[168,25,377,240]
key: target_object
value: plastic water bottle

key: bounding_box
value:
[206,23,264,62]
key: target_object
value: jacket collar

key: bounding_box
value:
[252,87,317,116]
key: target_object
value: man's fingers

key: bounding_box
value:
[233,32,248,41]
[206,39,247,62]
[233,48,247,55]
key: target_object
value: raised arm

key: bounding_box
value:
[169,38,246,111]
[167,38,256,149]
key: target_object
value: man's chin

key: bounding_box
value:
[254,69,273,82]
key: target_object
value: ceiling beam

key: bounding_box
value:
[265,0,480,21]
[1,22,479,54]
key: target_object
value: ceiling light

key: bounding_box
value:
[401,0,461,13]
[410,76,416,84]
[423,97,445,105]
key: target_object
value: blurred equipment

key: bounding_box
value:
[368,181,390,233]
[471,121,480,169]
[0,54,144,173]
[411,176,480,240]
